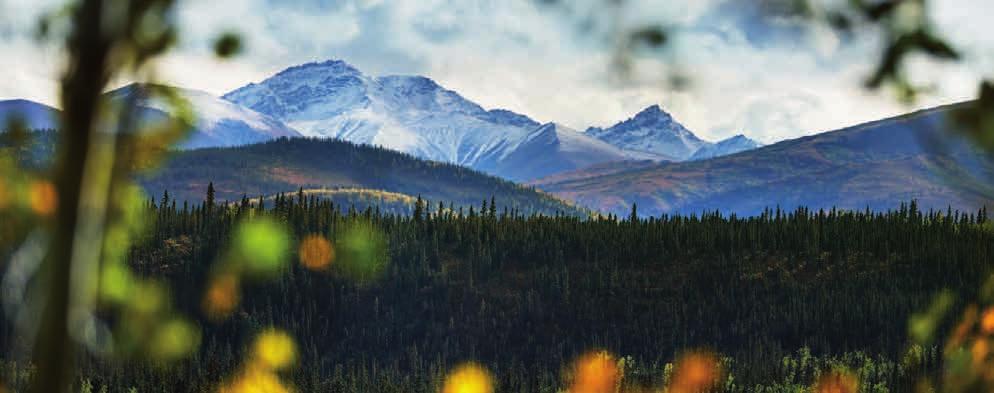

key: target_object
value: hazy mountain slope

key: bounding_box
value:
[480,123,632,181]
[690,134,762,160]
[108,84,302,149]
[533,103,994,216]
[139,137,587,216]
[222,60,631,181]
[586,105,707,161]
[0,99,60,131]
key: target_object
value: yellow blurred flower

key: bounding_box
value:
[814,371,858,393]
[218,366,292,393]
[204,274,240,320]
[298,234,334,271]
[981,307,994,334]
[252,329,297,371]
[442,363,493,393]
[670,352,721,393]
[28,180,57,216]
[570,351,620,393]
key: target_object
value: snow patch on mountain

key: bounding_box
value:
[224,60,588,178]
[110,84,301,149]
[222,59,766,180]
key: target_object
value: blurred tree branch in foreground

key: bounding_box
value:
[5,0,994,392]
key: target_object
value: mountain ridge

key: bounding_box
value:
[222,59,755,181]
[0,99,60,131]
[533,102,994,216]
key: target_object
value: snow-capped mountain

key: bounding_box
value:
[586,105,707,161]
[0,99,60,131]
[109,84,301,149]
[689,134,762,160]
[223,60,627,181]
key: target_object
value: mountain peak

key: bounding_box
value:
[480,109,539,128]
[274,59,362,78]
[689,134,762,161]
[634,104,670,120]
[718,134,760,146]
[587,104,702,160]
[531,122,569,135]
[725,134,750,142]
[377,75,441,91]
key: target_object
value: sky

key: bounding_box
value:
[1,0,993,144]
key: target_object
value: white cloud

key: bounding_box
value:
[0,0,991,144]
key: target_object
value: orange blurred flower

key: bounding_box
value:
[948,305,979,352]
[570,351,620,393]
[814,371,858,393]
[973,339,990,367]
[981,307,994,334]
[442,363,493,393]
[204,274,240,320]
[0,179,8,210]
[29,180,57,216]
[670,352,721,393]
[298,234,334,271]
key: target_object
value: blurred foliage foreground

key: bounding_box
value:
[3,175,994,393]
[4,0,994,392]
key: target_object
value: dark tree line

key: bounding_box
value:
[3,189,992,392]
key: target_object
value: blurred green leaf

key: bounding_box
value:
[149,318,200,362]
[629,26,667,48]
[234,218,290,276]
[861,0,901,21]
[336,221,389,283]
[214,32,243,58]
[909,290,955,344]
[99,263,134,304]
[129,281,167,316]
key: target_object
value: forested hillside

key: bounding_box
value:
[139,137,585,216]
[2,195,988,392]
[2,131,586,217]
